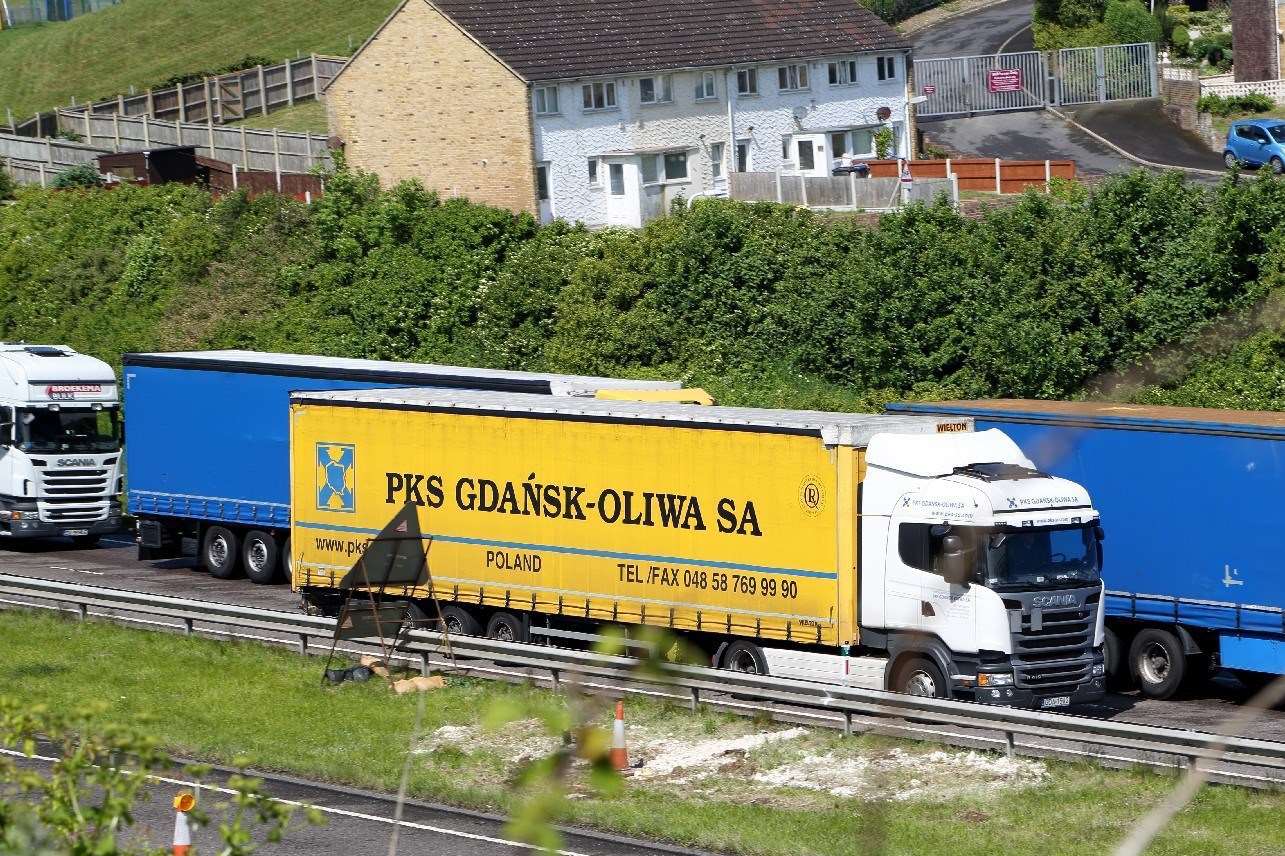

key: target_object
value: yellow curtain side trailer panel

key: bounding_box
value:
[290,389,961,648]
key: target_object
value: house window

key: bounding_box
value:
[830,128,878,161]
[778,64,809,91]
[641,155,660,185]
[582,81,618,111]
[640,74,673,105]
[735,139,751,172]
[736,68,758,96]
[877,55,898,81]
[609,163,625,195]
[587,158,599,185]
[710,142,725,179]
[828,60,858,86]
[696,71,717,101]
[536,164,550,201]
[664,151,688,180]
[534,86,559,115]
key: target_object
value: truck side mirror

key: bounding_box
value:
[939,534,971,586]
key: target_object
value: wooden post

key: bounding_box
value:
[117,93,125,114]
[848,170,856,210]
[257,65,269,115]
[304,131,313,169]
[774,170,782,203]
[83,110,91,146]
[175,118,182,148]
[232,162,238,190]
[38,162,46,187]
[800,173,809,208]
[945,157,951,178]
[178,84,186,123]
[1044,159,1051,193]
[272,128,282,191]
[285,59,295,106]
[994,157,1001,194]
[205,76,215,124]
[240,126,248,167]
[112,113,120,148]
[142,114,150,147]
[310,53,319,99]
[5,107,12,131]
[146,88,155,119]
[44,137,53,165]
[207,115,215,157]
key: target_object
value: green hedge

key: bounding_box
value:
[2,168,1284,411]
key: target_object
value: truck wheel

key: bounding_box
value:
[1129,628,1186,700]
[281,537,292,584]
[721,640,769,675]
[439,604,482,637]
[201,526,241,579]
[242,530,279,585]
[486,611,526,643]
[894,656,947,698]
[1104,626,1129,688]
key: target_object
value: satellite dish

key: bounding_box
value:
[876,106,892,121]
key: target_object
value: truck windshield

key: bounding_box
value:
[16,408,120,454]
[983,524,1101,590]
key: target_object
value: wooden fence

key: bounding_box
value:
[728,173,957,210]
[0,131,108,186]
[4,55,345,135]
[859,158,1076,194]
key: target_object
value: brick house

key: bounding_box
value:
[325,0,912,228]
[1229,0,1282,82]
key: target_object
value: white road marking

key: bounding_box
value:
[994,21,1030,57]
[0,748,591,856]
[49,566,104,575]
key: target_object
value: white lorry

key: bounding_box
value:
[0,343,123,545]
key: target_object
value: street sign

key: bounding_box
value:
[922,84,936,95]
[987,68,1023,93]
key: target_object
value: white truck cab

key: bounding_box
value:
[857,429,1106,707]
[0,344,123,544]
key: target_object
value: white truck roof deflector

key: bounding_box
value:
[866,428,1035,477]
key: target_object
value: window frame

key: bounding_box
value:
[827,59,859,87]
[778,63,810,92]
[663,150,689,181]
[876,55,898,82]
[735,138,751,173]
[639,74,673,105]
[536,163,550,202]
[587,157,600,186]
[581,80,618,112]
[736,67,759,97]
[696,70,718,101]
[533,86,560,116]
[710,141,726,180]
[608,163,626,196]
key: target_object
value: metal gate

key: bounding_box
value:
[1055,43,1157,105]
[915,50,1049,118]
[915,42,1158,118]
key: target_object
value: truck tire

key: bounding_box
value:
[1104,626,1129,688]
[201,526,241,579]
[242,530,279,585]
[281,536,292,584]
[486,611,526,643]
[1129,628,1186,700]
[439,604,482,637]
[894,656,947,698]
[721,640,769,675]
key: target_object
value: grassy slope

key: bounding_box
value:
[0,0,397,118]
[227,100,328,135]
[5,609,1285,856]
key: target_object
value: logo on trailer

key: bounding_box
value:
[798,477,825,516]
[316,443,356,513]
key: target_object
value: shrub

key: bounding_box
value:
[1057,0,1102,28]
[1166,2,1190,24]
[0,165,14,200]
[1104,0,1163,44]
[1198,91,1273,116]
[49,163,104,188]
[1171,24,1190,54]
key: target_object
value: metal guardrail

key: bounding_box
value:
[3,572,1284,785]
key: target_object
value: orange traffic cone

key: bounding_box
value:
[610,699,629,771]
[172,791,196,856]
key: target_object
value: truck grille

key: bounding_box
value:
[1007,595,1098,693]
[37,467,111,522]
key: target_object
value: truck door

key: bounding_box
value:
[890,519,977,653]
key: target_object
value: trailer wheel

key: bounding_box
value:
[486,611,526,643]
[1129,628,1186,700]
[281,537,292,584]
[202,526,241,579]
[894,656,947,699]
[721,640,769,675]
[242,530,279,585]
[439,605,482,637]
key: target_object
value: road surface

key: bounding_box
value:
[2,538,1282,740]
[910,0,1224,175]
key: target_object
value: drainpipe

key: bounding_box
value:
[726,68,736,171]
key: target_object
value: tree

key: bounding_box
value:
[1104,0,1162,44]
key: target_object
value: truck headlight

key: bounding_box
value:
[1092,663,1105,676]
[977,671,1014,687]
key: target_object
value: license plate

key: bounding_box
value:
[63,529,89,537]
[1039,696,1071,709]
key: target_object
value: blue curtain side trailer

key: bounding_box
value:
[122,351,681,585]
[886,400,1285,700]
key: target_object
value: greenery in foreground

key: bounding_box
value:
[3,609,1285,856]
[0,0,397,118]
[2,166,1285,411]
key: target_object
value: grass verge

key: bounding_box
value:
[4,609,1285,856]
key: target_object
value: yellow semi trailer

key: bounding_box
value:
[291,388,1108,707]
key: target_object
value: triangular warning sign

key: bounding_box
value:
[337,503,428,590]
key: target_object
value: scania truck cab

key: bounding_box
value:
[0,344,123,545]
[860,430,1107,707]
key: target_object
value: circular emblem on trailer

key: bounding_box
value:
[799,477,825,516]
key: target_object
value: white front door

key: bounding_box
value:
[604,159,641,227]
[792,134,830,177]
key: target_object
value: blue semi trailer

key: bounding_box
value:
[886,400,1285,699]
[123,351,682,585]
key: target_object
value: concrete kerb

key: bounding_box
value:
[1045,104,1225,177]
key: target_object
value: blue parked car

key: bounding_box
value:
[1224,119,1285,173]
